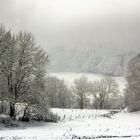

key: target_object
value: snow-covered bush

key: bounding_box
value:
[125,101,140,112]
[14,103,28,120]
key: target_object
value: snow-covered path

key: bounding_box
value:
[0,109,140,140]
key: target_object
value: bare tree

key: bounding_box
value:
[124,54,140,111]
[0,25,49,119]
[72,76,90,109]
[91,76,118,109]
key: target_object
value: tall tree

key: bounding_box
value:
[0,25,49,118]
[125,54,140,107]
[72,76,90,109]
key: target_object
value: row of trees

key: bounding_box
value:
[0,25,49,119]
[46,52,140,112]
[46,50,140,111]
[46,76,73,108]
[46,75,123,109]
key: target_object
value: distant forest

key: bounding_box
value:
[48,40,140,76]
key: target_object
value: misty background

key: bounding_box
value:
[0,0,140,75]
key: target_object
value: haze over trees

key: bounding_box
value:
[48,45,139,76]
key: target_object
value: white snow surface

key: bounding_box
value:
[0,108,140,140]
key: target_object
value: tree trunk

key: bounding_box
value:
[80,100,84,109]
[99,101,104,109]
[14,84,18,100]
[21,105,30,121]
[10,102,15,118]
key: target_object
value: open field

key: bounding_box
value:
[0,108,140,140]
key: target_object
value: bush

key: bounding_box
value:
[45,112,59,122]
[0,117,20,128]
[125,101,140,112]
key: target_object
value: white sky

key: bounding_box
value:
[0,0,140,50]
[8,0,140,25]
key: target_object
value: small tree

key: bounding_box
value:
[72,76,90,109]
[91,76,119,109]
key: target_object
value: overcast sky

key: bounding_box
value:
[0,0,140,51]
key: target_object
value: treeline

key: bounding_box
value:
[46,75,124,109]
[49,45,139,76]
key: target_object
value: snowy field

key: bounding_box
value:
[0,108,140,140]
[0,73,134,140]
[50,72,127,93]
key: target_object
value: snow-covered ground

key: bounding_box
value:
[50,72,127,93]
[0,108,140,140]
